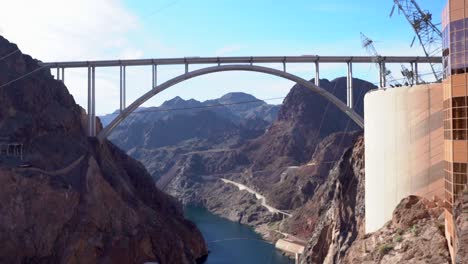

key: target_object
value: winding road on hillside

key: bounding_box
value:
[220,178,292,217]
[14,155,85,176]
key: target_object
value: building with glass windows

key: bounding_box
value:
[442,0,468,261]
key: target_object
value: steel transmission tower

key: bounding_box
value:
[360,33,403,87]
[390,0,442,81]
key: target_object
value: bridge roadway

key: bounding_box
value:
[40,55,441,68]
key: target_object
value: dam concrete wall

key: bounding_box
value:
[364,83,444,233]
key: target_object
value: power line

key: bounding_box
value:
[0,66,47,89]
[126,96,285,115]
[143,0,182,20]
[0,49,19,61]
[122,70,440,116]
[316,76,340,138]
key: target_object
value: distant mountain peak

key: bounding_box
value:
[161,96,201,109]
[218,92,259,103]
[162,96,184,105]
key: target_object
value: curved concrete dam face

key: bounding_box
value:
[364,83,444,233]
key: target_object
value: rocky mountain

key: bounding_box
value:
[243,77,372,173]
[0,35,207,264]
[106,93,280,180]
[102,92,279,128]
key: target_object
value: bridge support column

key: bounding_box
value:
[414,62,419,84]
[120,66,126,112]
[347,62,353,108]
[55,67,65,82]
[379,62,387,88]
[315,61,320,86]
[152,64,157,88]
[87,66,96,137]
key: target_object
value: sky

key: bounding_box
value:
[0,0,446,115]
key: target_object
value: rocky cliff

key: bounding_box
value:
[243,78,372,173]
[455,188,468,264]
[342,196,450,264]
[0,35,207,264]
[286,135,365,263]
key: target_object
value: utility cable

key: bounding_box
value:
[143,0,182,20]
[0,49,19,61]
[316,76,340,139]
[126,96,285,115]
[121,70,441,116]
[0,66,47,89]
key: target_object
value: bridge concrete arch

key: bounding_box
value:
[97,64,364,140]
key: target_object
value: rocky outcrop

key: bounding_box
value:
[243,78,372,172]
[343,196,449,264]
[296,135,365,263]
[262,131,360,210]
[455,188,468,264]
[0,35,207,264]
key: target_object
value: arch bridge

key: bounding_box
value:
[39,55,441,139]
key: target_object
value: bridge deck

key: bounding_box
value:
[40,55,442,68]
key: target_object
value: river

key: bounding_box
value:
[185,206,294,264]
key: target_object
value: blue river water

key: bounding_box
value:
[184,206,294,264]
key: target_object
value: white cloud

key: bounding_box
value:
[0,0,141,61]
[0,0,146,113]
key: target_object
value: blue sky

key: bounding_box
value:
[124,0,444,56]
[0,0,445,114]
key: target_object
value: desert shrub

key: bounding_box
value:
[410,225,419,236]
[396,228,404,235]
[394,235,403,243]
[378,244,394,256]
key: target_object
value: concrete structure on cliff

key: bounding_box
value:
[364,83,444,233]
[365,1,468,262]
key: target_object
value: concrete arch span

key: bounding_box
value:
[97,64,364,140]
